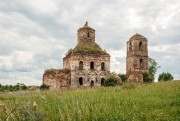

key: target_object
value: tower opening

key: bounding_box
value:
[87,32,90,38]
[129,42,132,51]
[140,59,144,69]
[139,41,143,50]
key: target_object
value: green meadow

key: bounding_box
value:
[0,81,179,121]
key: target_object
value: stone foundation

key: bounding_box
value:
[127,72,143,83]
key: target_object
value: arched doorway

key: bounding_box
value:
[101,78,105,86]
[90,81,94,87]
[79,77,83,86]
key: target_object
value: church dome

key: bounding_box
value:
[129,33,147,41]
[78,21,95,32]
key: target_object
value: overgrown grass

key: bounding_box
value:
[44,68,70,75]
[0,81,179,120]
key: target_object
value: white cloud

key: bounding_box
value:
[0,51,34,72]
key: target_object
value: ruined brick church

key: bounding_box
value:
[43,22,148,88]
[126,33,148,82]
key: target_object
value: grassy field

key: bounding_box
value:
[0,81,179,121]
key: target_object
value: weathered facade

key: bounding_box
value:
[126,33,148,82]
[43,22,110,88]
[63,22,110,88]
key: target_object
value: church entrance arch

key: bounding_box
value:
[101,78,105,86]
[79,77,83,86]
[90,81,94,87]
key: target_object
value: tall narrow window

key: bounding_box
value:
[90,61,94,70]
[140,59,144,69]
[129,42,132,51]
[139,42,143,50]
[79,77,83,86]
[101,62,105,70]
[87,32,90,38]
[79,61,83,70]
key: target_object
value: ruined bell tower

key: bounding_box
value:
[126,33,148,82]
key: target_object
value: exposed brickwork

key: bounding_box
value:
[126,33,148,82]
[43,69,71,89]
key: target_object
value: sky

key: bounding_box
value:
[0,0,180,85]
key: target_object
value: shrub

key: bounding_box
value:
[104,76,116,86]
[143,72,153,82]
[40,84,49,90]
[158,72,174,81]
[65,48,73,56]
[118,74,127,82]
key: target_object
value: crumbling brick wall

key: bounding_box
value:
[43,69,71,89]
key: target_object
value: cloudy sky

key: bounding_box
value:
[0,0,180,85]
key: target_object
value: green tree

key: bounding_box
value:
[158,72,174,81]
[118,74,127,82]
[148,57,160,81]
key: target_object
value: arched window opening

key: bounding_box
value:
[140,59,144,69]
[129,68,131,73]
[90,61,94,70]
[101,62,105,70]
[129,42,132,51]
[87,32,90,38]
[139,42,143,50]
[79,61,83,70]
[90,81,94,87]
[101,78,105,86]
[79,77,83,86]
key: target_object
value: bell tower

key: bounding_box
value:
[77,21,95,43]
[126,33,148,78]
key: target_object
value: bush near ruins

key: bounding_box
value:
[148,57,160,81]
[40,84,49,90]
[118,74,127,82]
[158,72,174,81]
[143,72,153,82]
[104,76,116,86]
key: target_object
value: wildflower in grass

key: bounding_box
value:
[33,102,38,111]
[0,103,5,108]
[0,103,6,111]
[41,96,46,104]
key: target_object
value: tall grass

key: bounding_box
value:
[0,81,179,121]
